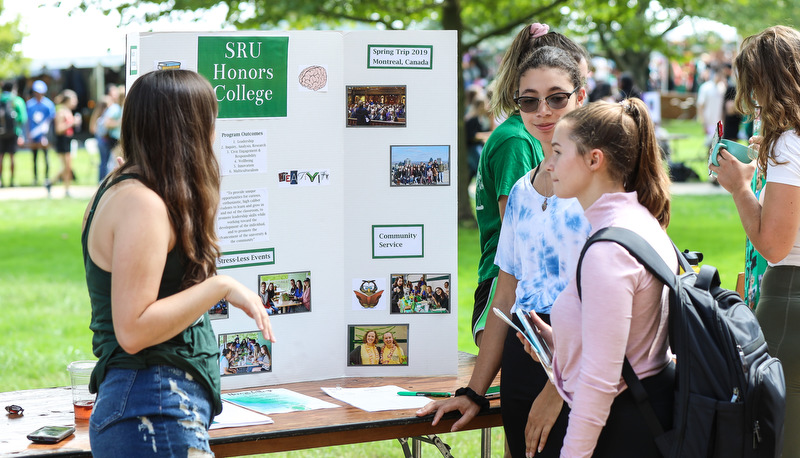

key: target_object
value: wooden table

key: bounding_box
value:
[274,301,303,313]
[0,352,500,457]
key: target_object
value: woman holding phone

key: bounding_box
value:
[711,25,800,456]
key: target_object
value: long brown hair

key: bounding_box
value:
[561,99,671,227]
[734,26,800,175]
[491,25,588,118]
[113,70,220,288]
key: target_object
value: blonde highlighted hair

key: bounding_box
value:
[734,25,800,175]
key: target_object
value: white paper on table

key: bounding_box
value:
[321,385,433,412]
[210,400,274,430]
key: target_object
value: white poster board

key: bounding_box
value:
[128,30,458,389]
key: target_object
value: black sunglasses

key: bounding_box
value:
[5,404,23,415]
[514,88,579,113]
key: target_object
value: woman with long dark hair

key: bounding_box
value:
[83,70,275,456]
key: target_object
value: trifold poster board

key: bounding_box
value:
[127,30,458,390]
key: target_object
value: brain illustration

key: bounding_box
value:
[298,65,327,91]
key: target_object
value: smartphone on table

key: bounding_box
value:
[27,425,75,444]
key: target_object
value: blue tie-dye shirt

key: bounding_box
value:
[495,170,591,314]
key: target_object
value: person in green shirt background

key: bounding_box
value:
[0,81,28,188]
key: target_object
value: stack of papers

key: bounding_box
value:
[210,400,273,430]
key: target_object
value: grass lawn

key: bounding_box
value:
[0,142,747,456]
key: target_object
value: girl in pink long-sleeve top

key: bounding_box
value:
[523,98,676,457]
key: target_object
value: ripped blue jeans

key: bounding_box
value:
[90,365,214,457]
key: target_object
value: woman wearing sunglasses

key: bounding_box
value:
[470,24,589,350]
[420,45,590,458]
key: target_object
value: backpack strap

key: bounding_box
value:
[576,226,680,441]
[577,227,681,297]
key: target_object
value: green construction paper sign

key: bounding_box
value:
[198,36,288,119]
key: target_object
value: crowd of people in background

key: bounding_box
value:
[0,75,125,195]
[461,46,746,186]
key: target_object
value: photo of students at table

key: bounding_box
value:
[219,333,273,376]
[390,274,450,314]
[257,271,312,315]
[347,326,409,366]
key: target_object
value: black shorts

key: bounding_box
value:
[55,135,72,154]
[500,313,569,457]
[0,136,17,154]
[471,276,497,344]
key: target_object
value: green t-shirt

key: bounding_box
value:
[82,175,222,416]
[0,92,28,137]
[475,114,543,282]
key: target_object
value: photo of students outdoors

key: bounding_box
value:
[218,331,273,376]
[347,325,409,366]
[390,145,450,187]
[257,271,312,315]
[389,274,450,314]
[209,298,229,320]
[346,85,406,127]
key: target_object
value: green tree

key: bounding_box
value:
[560,0,700,91]
[81,0,573,224]
[702,0,796,37]
[80,0,758,222]
[0,1,28,78]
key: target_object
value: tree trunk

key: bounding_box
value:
[619,50,652,94]
[442,0,475,226]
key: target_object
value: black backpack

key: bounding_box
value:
[0,98,17,139]
[577,227,785,457]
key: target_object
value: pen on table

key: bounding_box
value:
[397,391,452,397]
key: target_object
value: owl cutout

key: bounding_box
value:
[354,280,384,308]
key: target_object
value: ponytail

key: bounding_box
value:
[562,99,671,227]
[623,99,671,228]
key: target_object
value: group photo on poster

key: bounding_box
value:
[219,331,273,376]
[347,325,409,366]
[390,273,450,314]
[390,145,450,186]
[346,85,407,127]
[257,271,312,315]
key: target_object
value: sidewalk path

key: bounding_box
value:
[670,181,728,196]
[0,181,726,201]
[0,185,97,200]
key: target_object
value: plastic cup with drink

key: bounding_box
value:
[67,360,97,421]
